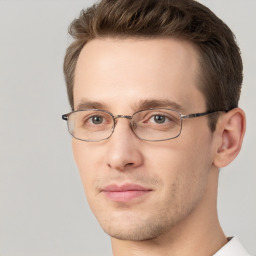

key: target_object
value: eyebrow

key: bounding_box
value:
[75,99,184,112]
[135,99,183,112]
[76,101,107,111]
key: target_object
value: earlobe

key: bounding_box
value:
[213,108,246,168]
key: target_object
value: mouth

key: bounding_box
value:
[101,183,153,202]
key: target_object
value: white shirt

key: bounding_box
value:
[214,237,252,256]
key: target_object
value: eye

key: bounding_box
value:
[151,115,166,124]
[77,110,113,130]
[148,114,170,124]
[90,116,104,125]
[133,109,180,131]
[81,113,110,127]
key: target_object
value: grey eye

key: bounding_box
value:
[153,115,166,124]
[91,116,103,124]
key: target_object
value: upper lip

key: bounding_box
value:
[101,183,152,192]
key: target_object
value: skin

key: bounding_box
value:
[72,38,246,256]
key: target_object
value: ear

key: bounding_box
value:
[213,108,246,168]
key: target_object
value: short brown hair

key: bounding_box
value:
[63,0,243,131]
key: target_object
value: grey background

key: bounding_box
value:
[0,0,255,255]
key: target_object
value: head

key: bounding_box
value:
[63,0,245,242]
[64,0,243,131]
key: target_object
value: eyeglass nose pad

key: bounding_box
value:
[131,121,137,130]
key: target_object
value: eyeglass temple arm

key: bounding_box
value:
[181,111,222,119]
[62,114,68,121]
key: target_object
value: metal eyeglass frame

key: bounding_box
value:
[62,108,223,142]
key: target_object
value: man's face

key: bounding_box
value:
[72,38,216,240]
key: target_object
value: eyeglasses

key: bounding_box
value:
[62,108,221,142]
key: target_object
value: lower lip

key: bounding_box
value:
[103,190,151,202]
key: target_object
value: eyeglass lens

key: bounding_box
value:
[67,109,182,142]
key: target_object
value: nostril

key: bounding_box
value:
[124,162,134,168]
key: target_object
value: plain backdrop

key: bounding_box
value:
[0,0,255,255]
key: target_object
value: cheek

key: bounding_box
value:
[145,135,212,173]
[144,132,213,194]
[145,143,212,221]
[174,122,214,172]
[72,140,101,193]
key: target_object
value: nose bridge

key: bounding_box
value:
[112,114,134,136]
[114,115,132,120]
[105,114,143,171]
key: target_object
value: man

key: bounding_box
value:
[62,0,250,255]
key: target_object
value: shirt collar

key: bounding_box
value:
[214,237,251,256]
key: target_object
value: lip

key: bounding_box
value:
[101,183,153,202]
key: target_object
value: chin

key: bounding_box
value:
[97,212,175,241]
[102,226,162,241]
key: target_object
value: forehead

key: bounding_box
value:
[73,37,206,113]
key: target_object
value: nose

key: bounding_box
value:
[104,118,144,172]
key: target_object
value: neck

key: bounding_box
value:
[111,168,227,256]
